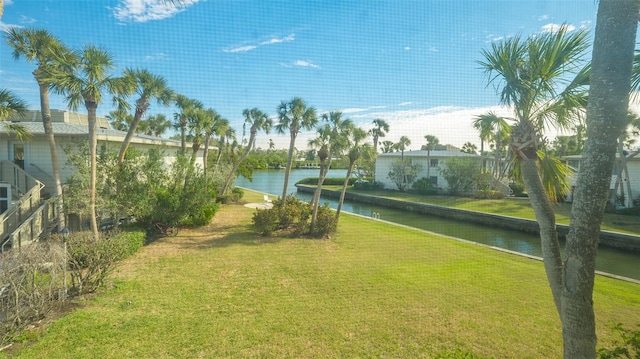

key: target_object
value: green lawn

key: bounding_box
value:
[323,185,640,234]
[7,190,640,358]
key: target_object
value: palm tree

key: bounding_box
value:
[275,97,317,199]
[381,140,395,153]
[220,108,272,196]
[173,94,203,156]
[201,109,221,176]
[369,118,389,154]
[0,89,30,140]
[118,69,173,165]
[186,107,209,168]
[6,28,74,232]
[423,134,439,178]
[47,45,133,240]
[106,108,133,131]
[214,118,233,166]
[336,127,368,221]
[473,112,512,177]
[147,113,171,137]
[395,136,411,188]
[479,24,589,327]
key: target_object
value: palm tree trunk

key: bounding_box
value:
[335,161,355,222]
[38,83,66,231]
[86,102,100,241]
[281,132,297,200]
[562,2,638,357]
[221,134,254,196]
[180,121,187,156]
[310,156,331,234]
[519,157,563,313]
[203,135,211,177]
[117,107,144,165]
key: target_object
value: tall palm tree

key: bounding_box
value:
[186,107,209,168]
[147,113,171,137]
[214,118,232,166]
[479,23,589,327]
[0,89,30,140]
[173,94,203,156]
[6,28,74,232]
[106,108,133,131]
[275,97,317,199]
[47,45,133,240]
[118,69,173,165]
[220,108,272,196]
[423,134,439,178]
[381,140,395,153]
[201,109,221,176]
[369,118,389,154]
[336,127,368,221]
[395,136,411,188]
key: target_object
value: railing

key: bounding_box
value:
[4,198,58,252]
[0,161,49,252]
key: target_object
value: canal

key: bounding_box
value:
[236,169,640,281]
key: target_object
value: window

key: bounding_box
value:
[430,159,438,168]
[430,176,438,186]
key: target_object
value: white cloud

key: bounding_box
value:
[112,0,201,23]
[224,33,295,53]
[144,52,169,61]
[0,21,22,32]
[541,23,576,34]
[19,15,36,24]
[428,46,438,52]
[291,60,320,69]
[398,102,413,106]
[404,46,411,51]
[538,14,549,21]
[259,34,295,45]
[223,45,257,53]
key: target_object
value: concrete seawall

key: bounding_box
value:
[296,184,640,253]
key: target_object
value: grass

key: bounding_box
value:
[322,185,640,234]
[5,190,640,358]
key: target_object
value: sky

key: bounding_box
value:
[0,0,607,151]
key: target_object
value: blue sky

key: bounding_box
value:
[1,0,601,150]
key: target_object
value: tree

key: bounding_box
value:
[118,69,173,165]
[0,89,30,140]
[461,142,477,154]
[387,159,421,192]
[214,118,233,166]
[563,1,638,357]
[308,111,351,233]
[6,28,74,232]
[423,134,439,178]
[200,108,221,177]
[146,113,171,137]
[220,108,272,196]
[275,97,317,199]
[106,108,132,131]
[336,127,368,221]
[47,45,133,240]
[173,94,203,156]
[440,157,488,196]
[369,118,389,154]
[610,111,640,208]
[381,140,395,153]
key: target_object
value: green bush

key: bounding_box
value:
[352,180,384,191]
[598,323,640,359]
[252,208,279,236]
[410,177,438,195]
[509,182,527,197]
[474,189,506,199]
[311,204,338,237]
[296,177,357,186]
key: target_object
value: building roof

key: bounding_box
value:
[1,121,183,148]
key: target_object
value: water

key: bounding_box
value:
[236,169,640,280]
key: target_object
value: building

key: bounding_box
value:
[564,152,640,207]
[1,109,205,248]
[374,149,505,193]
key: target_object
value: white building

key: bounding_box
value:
[1,109,204,195]
[374,149,497,192]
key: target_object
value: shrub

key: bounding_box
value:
[509,182,527,197]
[353,180,384,191]
[252,209,279,236]
[474,189,506,199]
[67,229,144,294]
[410,177,438,195]
[296,177,357,186]
[598,323,640,359]
[311,204,338,237]
[0,242,65,343]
